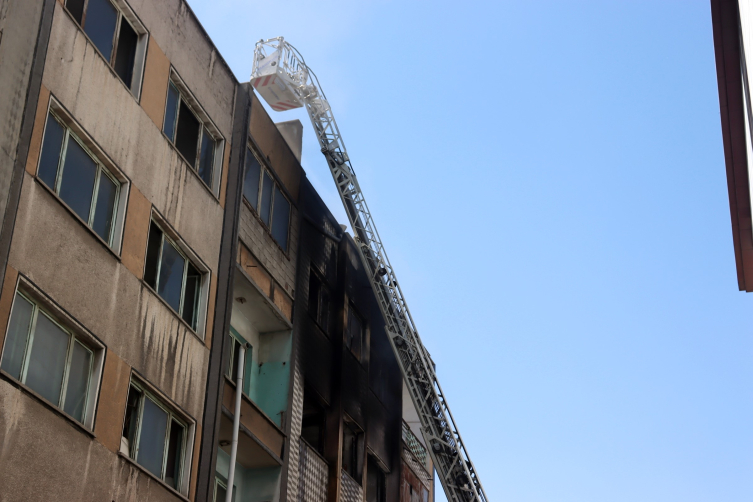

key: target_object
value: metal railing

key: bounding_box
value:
[402,420,429,469]
[298,440,328,502]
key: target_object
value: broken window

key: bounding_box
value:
[308,268,331,334]
[0,292,95,425]
[346,305,364,361]
[121,381,188,490]
[243,148,292,251]
[38,112,121,246]
[65,0,146,95]
[367,456,387,502]
[342,419,364,483]
[144,220,204,331]
[301,389,326,455]
[163,80,218,188]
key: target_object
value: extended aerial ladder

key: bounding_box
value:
[251,37,489,502]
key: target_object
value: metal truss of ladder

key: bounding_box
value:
[251,37,489,502]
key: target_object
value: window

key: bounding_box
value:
[301,389,326,455]
[65,0,147,96]
[0,292,96,425]
[366,456,387,502]
[163,79,220,189]
[224,329,253,397]
[243,149,291,251]
[214,477,236,502]
[38,111,122,246]
[121,381,188,490]
[342,419,364,483]
[346,305,364,361]
[308,269,330,333]
[144,220,203,331]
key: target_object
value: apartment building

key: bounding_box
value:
[0,1,434,501]
[0,0,239,500]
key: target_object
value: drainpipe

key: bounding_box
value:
[226,343,248,502]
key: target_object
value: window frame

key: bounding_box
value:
[122,379,191,493]
[243,147,292,252]
[64,0,149,98]
[308,267,330,335]
[162,70,225,194]
[37,99,129,253]
[143,217,208,335]
[0,282,104,430]
[346,303,365,362]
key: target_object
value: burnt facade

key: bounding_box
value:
[0,1,433,501]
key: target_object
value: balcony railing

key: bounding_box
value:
[340,469,363,502]
[298,440,328,502]
[402,420,429,469]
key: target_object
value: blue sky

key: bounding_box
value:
[188,1,752,500]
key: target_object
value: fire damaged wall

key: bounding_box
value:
[292,176,402,502]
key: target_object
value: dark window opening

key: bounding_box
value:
[342,420,364,483]
[163,80,218,189]
[367,456,387,502]
[144,221,203,330]
[113,17,138,87]
[66,0,86,24]
[308,269,330,334]
[301,390,326,455]
[175,100,200,166]
[346,306,364,361]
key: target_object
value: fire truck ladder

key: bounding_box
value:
[251,37,489,502]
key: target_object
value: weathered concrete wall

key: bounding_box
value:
[0,0,44,230]
[0,381,188,502]
[0,1,238,500]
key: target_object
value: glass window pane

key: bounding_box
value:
[137,396,169,477]
[83,0,118,61]
[243,152,261,210]
[63,341,91,423]
[59,136,97,222]
[113,17,138,87]
[215,483,227,502]
[38,114,65,189]
[92,172,118,242]
[0,294,34,379]
[164,84,180,141]
[175,101,200,167]
[164,420,184,488]
[224,333,233,379]
[181,263,200,329]
[260,171,273,226]
[25,313,70,405]
[66,0,86,24]
[271,186,290,251]
[144,222,163,288]
[157,240,186,313]
[122,385,142,450]
[198,129,214,187]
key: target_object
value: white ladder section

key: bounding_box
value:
[251,37,489,502]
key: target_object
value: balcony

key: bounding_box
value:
[298,440,328,502]
[402,421,428,469]
[340,469,362,502]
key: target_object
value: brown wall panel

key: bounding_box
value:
[94,349,131,453]
[0,265,19,351]
[121,186,151,279]
[141,36,170,131]
[24,84,50,177]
